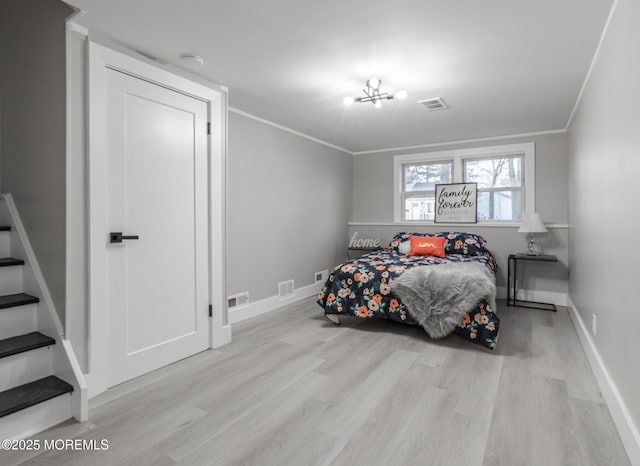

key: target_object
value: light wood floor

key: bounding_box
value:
[2,299,630,466]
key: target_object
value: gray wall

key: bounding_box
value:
[0,0,73,324]
[351,132,569,294]
[567,0,640,442]
[227,111,353,301]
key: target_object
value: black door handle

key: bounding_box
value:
[110,232,140,243]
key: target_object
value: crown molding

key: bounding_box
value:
[66,8,89,36]
[565,0,619,130]
[228,107,353,155]
[228,108,568,157]
[352,129,567,156]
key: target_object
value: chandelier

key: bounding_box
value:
[343,77,408,108]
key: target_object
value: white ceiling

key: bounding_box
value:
[65,0,613,153]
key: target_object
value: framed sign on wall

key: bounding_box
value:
[434,182,477,223]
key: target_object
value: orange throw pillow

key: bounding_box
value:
[409,236,447,257]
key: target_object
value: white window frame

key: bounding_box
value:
[401,159,454,222]
[393,142,535,225]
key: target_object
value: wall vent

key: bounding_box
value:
[228,291,249,308]
[417,97,448,111]
[315,270,328,283]
[278,280,295,298]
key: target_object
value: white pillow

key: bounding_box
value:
[398,241,410,255]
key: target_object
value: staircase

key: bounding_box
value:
[0,195,85,439]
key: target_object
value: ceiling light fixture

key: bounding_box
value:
[343,78,407,108]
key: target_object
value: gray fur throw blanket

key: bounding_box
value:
[391,262,496,339]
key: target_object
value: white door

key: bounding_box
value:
[104,68,210,387]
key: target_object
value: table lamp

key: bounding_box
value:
[518,212,548,255]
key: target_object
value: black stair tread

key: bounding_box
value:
[0,257,25,267]
[0,376,73,418]
[0,226,10,231]
[0,293,40,310]
[0,332,55,359]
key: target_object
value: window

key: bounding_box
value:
[393,143,534,224]
[464,156,523,221]
[403,161,452,221]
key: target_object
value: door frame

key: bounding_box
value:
[87,41,231,398]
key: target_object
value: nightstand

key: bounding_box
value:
[507,253,558,311]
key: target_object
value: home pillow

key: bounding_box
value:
[409,235,446,257]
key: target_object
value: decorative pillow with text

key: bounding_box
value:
[389,232,487,256]
[409,235,447,257]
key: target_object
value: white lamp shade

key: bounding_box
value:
[518,212,548,233]
[367,77,380,89]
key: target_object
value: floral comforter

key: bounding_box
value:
[317,249,500,349]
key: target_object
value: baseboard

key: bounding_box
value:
[567,297,640,465]
[231,285,565,324]
[228,282,321,324]
[211,324,232,349]
[496,287,568,306]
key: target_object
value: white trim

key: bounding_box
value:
[61,339,88,421]
[210,83,233,350]
[565,0,619,129]
[393,142,535,224]
[354,129,565,156]
[88,42,228,397]
[348,221,568,229]
[229,107,352,155]
[230,109,567,158]
[228,282,321,325]
[226,110,567,158]
[209,76,232,348]
[567,297,640,465]
[68,22,89,36]
[66,8,89,37]
[87,34,228,95]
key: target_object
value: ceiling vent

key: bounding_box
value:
[418,97,448,111]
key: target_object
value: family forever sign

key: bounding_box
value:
[434,182,477,224]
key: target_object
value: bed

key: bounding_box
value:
[316,232,500,349]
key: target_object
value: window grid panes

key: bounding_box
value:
[393,143,534,224]
[402,161,452,221]
[464,155,523,221]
